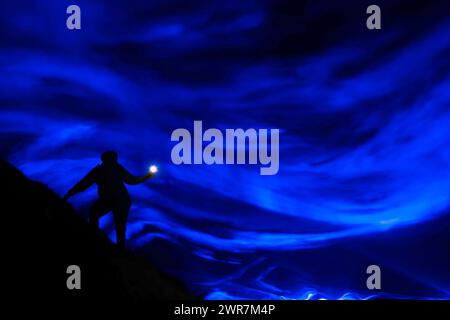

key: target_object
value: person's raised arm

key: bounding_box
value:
[63,167,98,201]
[119,165,154,185]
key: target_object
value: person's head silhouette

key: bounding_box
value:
[101,150,118,164]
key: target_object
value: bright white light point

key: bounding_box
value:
[149,165,158,174]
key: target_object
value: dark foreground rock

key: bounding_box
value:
[1,159,194,303]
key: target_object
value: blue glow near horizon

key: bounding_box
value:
[1,0,450,300]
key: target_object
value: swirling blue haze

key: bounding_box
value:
[1,0,450,299]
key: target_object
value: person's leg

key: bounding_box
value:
[112,199,131,250]
[89,199,111,230]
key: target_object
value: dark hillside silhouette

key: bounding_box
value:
[1,159,193,303]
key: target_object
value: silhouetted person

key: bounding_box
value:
[63,151,154,250]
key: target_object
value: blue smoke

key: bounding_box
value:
[1,0,450,299]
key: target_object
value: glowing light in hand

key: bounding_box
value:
[149,165,158,174]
